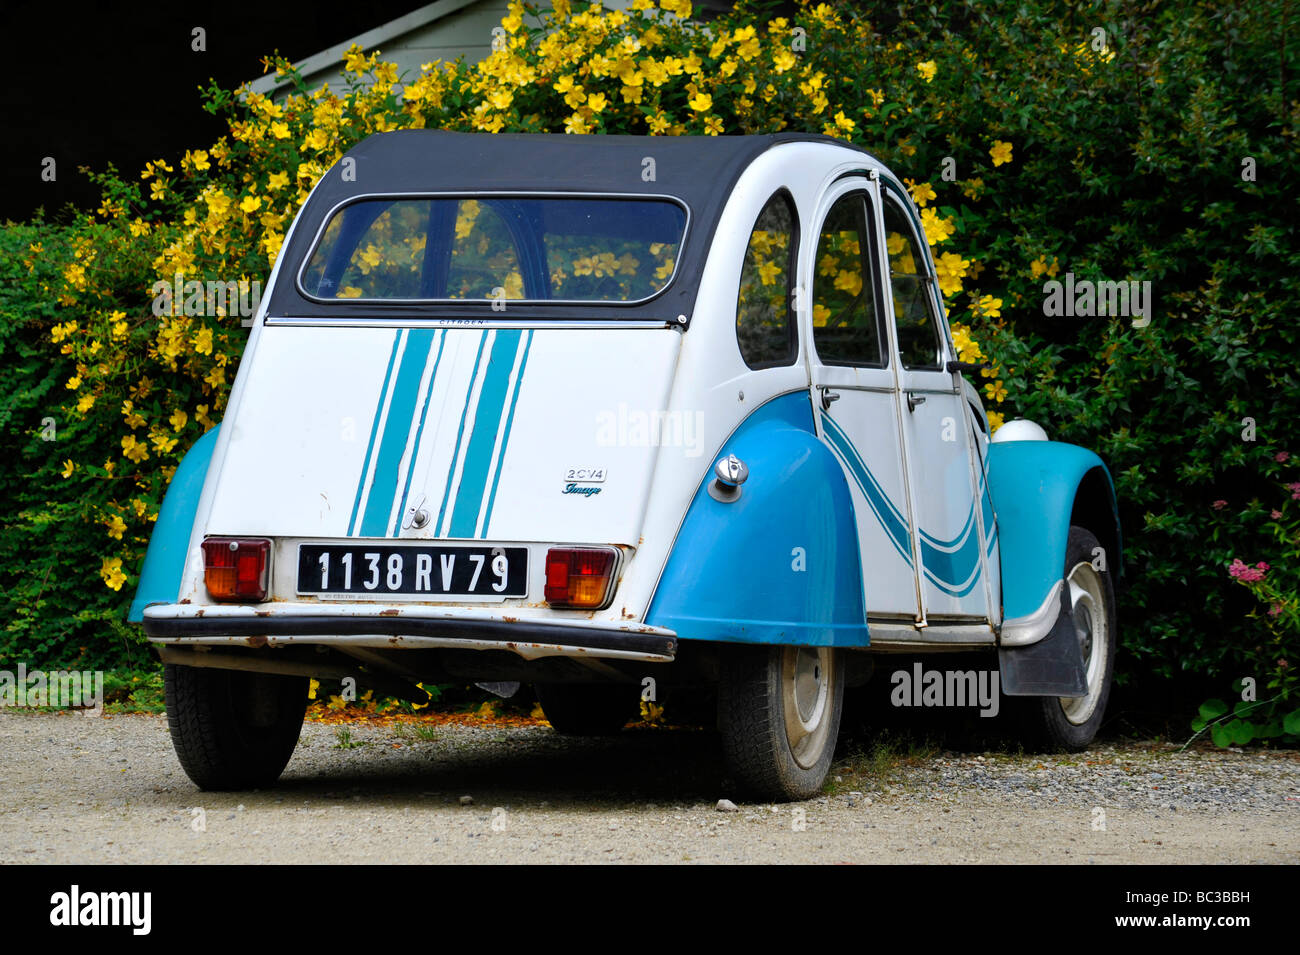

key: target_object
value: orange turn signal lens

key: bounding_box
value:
[544,547,617,609]
[202,537,271,602]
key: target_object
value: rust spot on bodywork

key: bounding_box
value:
[255,610,271,617]
[247,635,268,648]
[501,615,518,623]
[379,609,400,617]
[180,599,191,605]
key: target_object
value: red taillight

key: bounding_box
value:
[544,547,617,609]
[202,537,271,602]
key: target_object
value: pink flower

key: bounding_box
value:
[1272,510,1283,519]
[1276,451,1290,463]
[1212,499,1228,510]
[1268,604,1283,617]
[1289,482,1300,500]
[1228,558,1267,582]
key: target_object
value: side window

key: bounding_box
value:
[735,190,797,369]
[811,192,884,367]
[883,198,944,370]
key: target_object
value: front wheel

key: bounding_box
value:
[718,645,844,801]
[1029,525,1117,750]
[164,664,308,791]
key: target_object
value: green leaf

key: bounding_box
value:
[1198,698,1229,721]
[1225,719,1256,745]
[1283,709,1300,737]
[1209,722,1232,748]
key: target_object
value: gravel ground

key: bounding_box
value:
[1,711,1296,864]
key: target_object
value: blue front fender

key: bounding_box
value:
[645,392,868,647]
[127,426,220,622]
[987,439,1121,621]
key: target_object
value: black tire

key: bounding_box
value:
[164,664,308,790]
[1024,525,1117,750]
[534,682,635,736]
[718,644,844,801]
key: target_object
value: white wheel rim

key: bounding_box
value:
[1059,561,1108,725]
[782,647,833,769]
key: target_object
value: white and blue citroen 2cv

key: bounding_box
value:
[131,130,1121,800]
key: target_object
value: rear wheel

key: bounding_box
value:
[534,682,636,736]
[164,664,308,791]
[718,645,844,801]
[1028,525,1117,750]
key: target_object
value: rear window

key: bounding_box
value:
[299,196,687,304]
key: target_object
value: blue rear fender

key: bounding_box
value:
[127,426,220,622]
[645,392,868,647]
[987,439,1122,622]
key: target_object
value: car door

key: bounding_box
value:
[805,176,922,622]
[877,186,995,622]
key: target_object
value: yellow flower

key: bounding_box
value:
[60,460,75,479]
[587,91,608,112]
[773,48,796,72]
[304,128,329,151]
[170,408,188,432]
[267,170,290,191]
[989,140,1014,166]
[343,44,370,74]
[984,380,1008,403]
[917,60,937,83]
[100,557,127,591]
[688,91,712,112]
[65,374,82,391]
[106,514,127,540]
[1030,256,1060,278]
[76,393,96,413]
[121,434,149,464]
[813,303,831,326]
[240,195,262,214]
[934,252,971,297]
[974,294,1003,318]
[987,411,1005,432]
[920,208,955,246]
[906,180,937,207]
[659,0,692,17]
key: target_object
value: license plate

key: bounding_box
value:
[297,544,528,598]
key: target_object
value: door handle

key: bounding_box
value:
[821,388,840,411]
[906,392,927,412]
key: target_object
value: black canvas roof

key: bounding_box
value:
[266,129,876,321]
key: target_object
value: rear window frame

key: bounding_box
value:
[293,191,693,308]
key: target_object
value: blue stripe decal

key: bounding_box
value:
[348,331,403,536]
[823,413,990,597]
[435,331,490,535]
[822,415,914,567]
[481,329,533,538]
[358,328,437,537]
[389,330,448,536]
[448,330,523,538]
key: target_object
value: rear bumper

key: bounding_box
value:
[141,603,676,662]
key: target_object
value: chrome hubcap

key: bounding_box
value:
[1060,562,1108,725]
[783,647,833,769]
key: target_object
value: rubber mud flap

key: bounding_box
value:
[998,583,1088,697]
